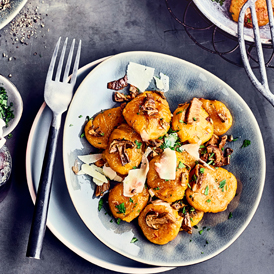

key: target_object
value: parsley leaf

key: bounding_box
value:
[241,139,251,148]
[115,203,126,214]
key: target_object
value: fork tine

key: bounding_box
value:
[55,37,68,82]
[70,40,82,86]
[63,39,75,82]
[46,37,61,82]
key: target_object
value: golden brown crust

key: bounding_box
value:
[84,105,125,149]
[186,165,237,213]
[108,182,149,222]
[104,124,143,175]
[138,202,183,245]
[172,102,213,144]
[123,91,171,141]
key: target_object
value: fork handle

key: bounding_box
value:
[26,113,62,259]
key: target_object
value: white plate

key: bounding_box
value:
[63,51,265,266]
[25,58,174,273]
[193,0,271,44]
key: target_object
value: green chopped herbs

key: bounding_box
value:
[98,198,104,211]
[241,139,251,148]
[187,183,192,189]
[179,119,184,123]
[129,198,134,203]
[193,117,197,121]
[199,230,203,235]
[182,207,186,214]
[115,203,126,214]
[206,199,211,203]
[0,87,14,127]
[69,124,73,127]
[219,179,226,190]
[228,212,233,219]
[100,132,105,136]
[134,140,142,149]
[176,110,183,115]
[204,185,209,196]
[154,187,160,190]
[7,133,12,139]
[200,167,205,174]
[80,133,85,138]
[130,237,138,243]
[78,115,83,118]
[178,161,185,169]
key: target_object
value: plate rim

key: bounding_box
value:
[63,51,266,266]
[0,0,28,30]
[25,58,174,274]
[192,0,270,44]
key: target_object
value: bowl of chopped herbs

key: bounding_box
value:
[0,75,23,137]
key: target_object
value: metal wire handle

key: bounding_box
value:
[238,0,274,105]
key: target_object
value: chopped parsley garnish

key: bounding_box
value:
[130,237,138,243]
[176,110,183,115]
[117,218,121,224]
[100,132,105,136]
[182,207,186,214]
[204,185,209,196]
[219,179,226,190]
[200,168,205,174]
[179,119,184,123]
[134,140,142,149]
[228,212,233,219]
[80,133,85,138]
[0,87,14,126]
[199,230,203,235]
[187,183,192,189]
[241,139,251,148]
[78,115,83,118]
[115,203,126,214]
[178,161,185,169]
[98,198,104,211]
[129,198,134,203]
[206,199,211,203]
[193,117,197,121]
[154,187,160,190]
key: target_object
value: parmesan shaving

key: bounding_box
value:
[103,164,117,180]
[154,148,176,180]
[123,147,152,197]
[180,144,214,171]
[78,153,102,164]
[154,73,169,92]
[127,62,155,92]
[81,164,108,184]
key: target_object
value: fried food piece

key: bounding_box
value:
[199,99,233,136]
[104,124,143,175]
[122,91,171,141]
[84,105,125,149]
[186,165,237,213]
[108,182,149,222]
[172,100,214,144]
[138,200,183,245]
[147,151,195,203]
[230,0,274,28]
[171,200,204,232]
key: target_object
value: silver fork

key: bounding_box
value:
[26,37,81,259]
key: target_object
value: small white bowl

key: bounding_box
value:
[0,75,23,137]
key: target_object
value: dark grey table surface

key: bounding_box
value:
[1,0,274,273]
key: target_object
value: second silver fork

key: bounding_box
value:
[26,37,81,259]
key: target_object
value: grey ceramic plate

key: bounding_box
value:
[26,59,173,273]
[63,51,265,266]
[0,0,28,30]
[0,75,23,137]
[193,0,271,44]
